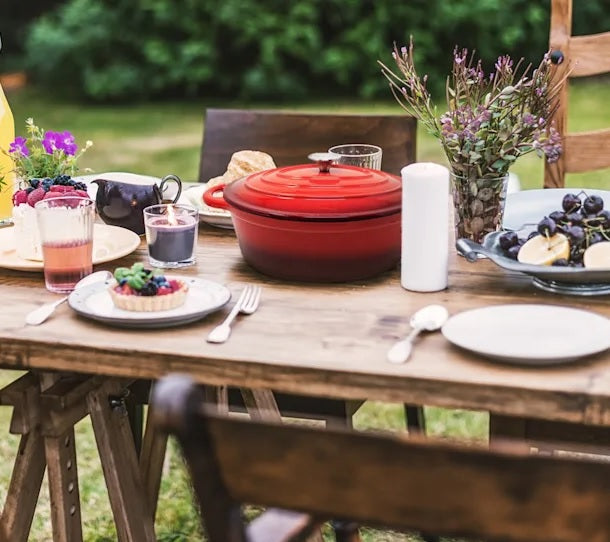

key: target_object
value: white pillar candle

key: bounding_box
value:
[400,162,450,292]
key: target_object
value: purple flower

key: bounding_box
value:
[42,131,61,154]
[58,131,77,156]
[522,113,536,127]
[9,136,29,156]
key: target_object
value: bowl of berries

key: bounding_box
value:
[457,191,610,295]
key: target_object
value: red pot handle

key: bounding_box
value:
[202,183,229,210]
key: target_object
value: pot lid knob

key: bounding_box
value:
[307,152,337,173]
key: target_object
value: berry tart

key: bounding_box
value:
[12,175,91,261]
[108,263,189,312]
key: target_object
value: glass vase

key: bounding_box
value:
[450,172,509,244]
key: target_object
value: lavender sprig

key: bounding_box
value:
[378,38,567,178]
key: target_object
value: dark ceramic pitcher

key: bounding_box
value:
[92,173,182,234]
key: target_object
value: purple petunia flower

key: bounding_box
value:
[42,131,61,154]
[58,130,77,155]
[9,136,29,156]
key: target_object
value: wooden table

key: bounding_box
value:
[1,223,609,541]
[1,224,609,427]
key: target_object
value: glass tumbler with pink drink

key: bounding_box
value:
[35,196,95,293]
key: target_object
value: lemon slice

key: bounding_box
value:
[583,241,610,269]
[517,233,570,266]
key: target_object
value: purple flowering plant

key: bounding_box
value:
[379,39,564,178]
[2,117,92,183]
[379,40,566,242]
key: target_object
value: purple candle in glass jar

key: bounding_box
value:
[144,204,198,268]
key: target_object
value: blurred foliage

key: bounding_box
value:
[0,0,64,71]
[12,0,610,102]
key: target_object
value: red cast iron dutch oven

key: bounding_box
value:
[203,154,402,282]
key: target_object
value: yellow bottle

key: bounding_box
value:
[0,37,16,224]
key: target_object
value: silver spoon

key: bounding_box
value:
[25,270,112,325]
[387,304,449,364]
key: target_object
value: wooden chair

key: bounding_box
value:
[153,375,610,542]
[198,108,417,180]
[544,0,610,187]
[197,107,424,434]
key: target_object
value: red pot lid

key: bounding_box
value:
[223,154,402,221]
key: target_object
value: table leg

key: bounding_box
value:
[139,400,168,520]
[1,429,46,541]
[45,427,83,542]
[88,381,156,542]
[240,388,282,422]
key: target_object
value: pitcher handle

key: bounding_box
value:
[159,174,182,203]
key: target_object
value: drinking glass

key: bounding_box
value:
[35,197,95,293]
[144,203,198,268]
[328,144,383,170]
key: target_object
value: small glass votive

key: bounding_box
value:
[143,204,198,268]
[35,196,95,293]
[328,144,383,170]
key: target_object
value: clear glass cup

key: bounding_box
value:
[328,144,383,170]
[35,197,95,293]
[144,203,198,268]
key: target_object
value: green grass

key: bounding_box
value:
[1,78,608,540]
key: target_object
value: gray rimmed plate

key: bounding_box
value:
[68,277,231,328]
[457,232,610,295]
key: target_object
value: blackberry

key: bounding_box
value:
[139,282,158,296]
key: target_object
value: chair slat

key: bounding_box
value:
[207,416,610,542]
[569,32,610,77]
[198,109,416,181]
[564,128,610,173]
[544,0,610,187]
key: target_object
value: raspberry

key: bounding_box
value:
[50,185,73,193]
[168,279,181,291]
[27,187,46,207]
[157,286,172,296]
[74,189,89,198]
[12,189,28,205]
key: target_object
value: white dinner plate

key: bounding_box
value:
[441,304,610,365]
[0,224,141,272]
[503,188,610,231]
[68,276,231,329]
[179,185,234,229]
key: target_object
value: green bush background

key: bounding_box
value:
[6,0,609,102]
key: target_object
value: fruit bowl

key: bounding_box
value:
[457,229,610,296]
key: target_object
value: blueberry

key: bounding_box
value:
[30,179,40,188]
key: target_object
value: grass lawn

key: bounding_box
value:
[1,78,608,540]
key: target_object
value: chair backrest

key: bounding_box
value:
[198,109,417,181]
[544,0,610,187]
[153,375,610,542]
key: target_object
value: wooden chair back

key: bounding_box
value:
[198,108,417,181]
[153,375,610,542]
[544,0,610,187]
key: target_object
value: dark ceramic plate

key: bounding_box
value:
[456,230,610,296]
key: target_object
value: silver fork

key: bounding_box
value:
[206,285,261,343]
